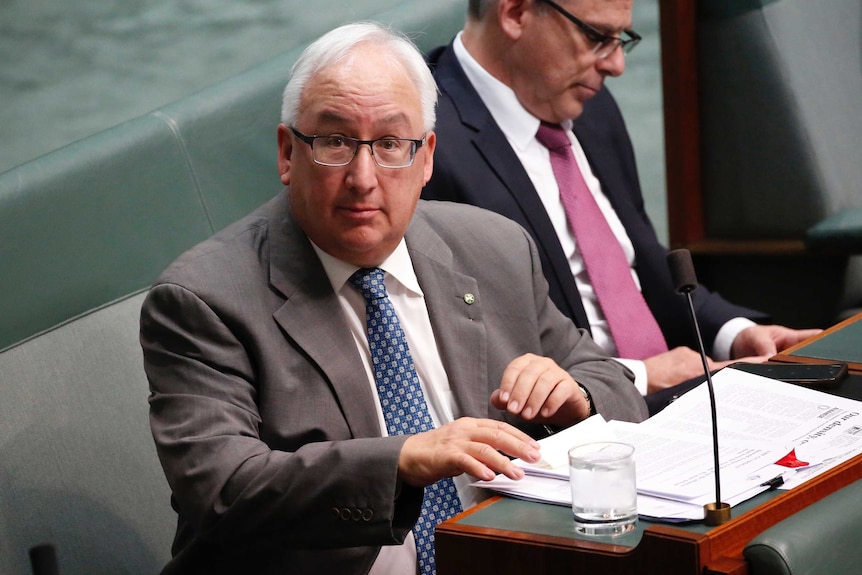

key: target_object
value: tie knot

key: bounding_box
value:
[349,267,387,301]
[535,122,571,152]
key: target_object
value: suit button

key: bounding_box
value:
[340,508,352,521]
[331,507,340,519]
[351,508,362,521]
[362,509,374,522]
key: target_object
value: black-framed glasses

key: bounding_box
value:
[290,127,426,169]
[539,0,641,59]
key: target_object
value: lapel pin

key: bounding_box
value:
[463,293,476,305]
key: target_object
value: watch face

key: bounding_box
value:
[579,385,594,415]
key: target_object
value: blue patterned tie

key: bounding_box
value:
[349,267,462,575]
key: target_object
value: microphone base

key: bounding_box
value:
[704,502,732,526]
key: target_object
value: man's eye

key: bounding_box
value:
[322,136,348,148]
[586,31,607,45]
[377,139,400,151]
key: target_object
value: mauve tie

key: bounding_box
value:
[535,122,667,360]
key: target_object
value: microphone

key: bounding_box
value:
[667,249,731,526]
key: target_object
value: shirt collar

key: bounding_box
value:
[452,32,573,146]
[311,239,423,297]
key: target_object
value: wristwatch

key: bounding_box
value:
[543,385,596,437]
[578,385,595,417]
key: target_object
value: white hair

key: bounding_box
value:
[280,21,438,133]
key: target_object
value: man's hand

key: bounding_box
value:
[489,353,590,426]
[731,325,822,359]
[398,418,541,486]
[643,347,760,395]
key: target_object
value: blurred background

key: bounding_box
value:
[0,0,666,239]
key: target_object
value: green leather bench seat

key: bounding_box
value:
[698,0,862,240]
[743,478,862,575]
[689,0,862,328]
[0,292,166,574]
[806,208,862,254]
[0,114,213,352]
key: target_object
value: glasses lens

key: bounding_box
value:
[372,139,414,168]
[623,33,640,53]
[594,40,619,59]
[312,136,357,166]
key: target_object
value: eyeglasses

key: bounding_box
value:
[290,127,426,169]
[539,0,641,60]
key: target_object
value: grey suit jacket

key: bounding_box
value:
[140,191,647,574]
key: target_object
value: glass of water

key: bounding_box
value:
[568,441,637,536]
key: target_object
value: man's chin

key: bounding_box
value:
[332,231,396,267]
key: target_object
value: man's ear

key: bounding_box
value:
[498,0,532,39]
[277,124,293,185]
[421,131,436,186]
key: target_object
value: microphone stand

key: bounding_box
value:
[669,249,731,526]
[681,287,730,525]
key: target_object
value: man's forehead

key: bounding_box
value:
[296,61,422,131]
[572,0,634,29]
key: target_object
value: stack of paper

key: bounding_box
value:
[474,368,862,522]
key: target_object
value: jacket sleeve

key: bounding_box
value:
[140,282,422,549]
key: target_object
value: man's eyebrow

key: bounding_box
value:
[312,110,413,131]
[579,16,631,36]
[596,22,633,36]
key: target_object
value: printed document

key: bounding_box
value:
[474,367,862,521]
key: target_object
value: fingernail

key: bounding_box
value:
[522,406,532,419]
[500,391,510,402]
[508,400,519,412]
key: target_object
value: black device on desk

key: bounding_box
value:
[730,362,848,389]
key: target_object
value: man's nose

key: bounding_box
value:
[597,46,626,77]
[345,143,378,189]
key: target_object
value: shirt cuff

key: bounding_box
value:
[712,317,757,361]
[613,358,648,395]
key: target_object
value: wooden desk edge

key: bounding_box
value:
[772,311,862,373]
[438,453,862,574]
[704,453,862,565]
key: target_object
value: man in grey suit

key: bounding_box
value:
[140,22,646,575]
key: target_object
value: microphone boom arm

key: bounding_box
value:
[667,249,731,525]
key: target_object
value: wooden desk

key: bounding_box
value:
[773,311,862,374]
[437,316,862,575]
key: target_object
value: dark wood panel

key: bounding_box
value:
[658,0,703,248]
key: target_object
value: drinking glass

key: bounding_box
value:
[568,441,637,536]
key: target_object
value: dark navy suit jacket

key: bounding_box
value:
[422,42,767,353]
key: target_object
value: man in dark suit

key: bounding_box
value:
[140,21,646,575]
[422,0,820,407]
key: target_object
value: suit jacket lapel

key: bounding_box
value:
[405,209,488,419]
[267,193,382,439]
[435,47,556,249]
[434,44,591,330]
